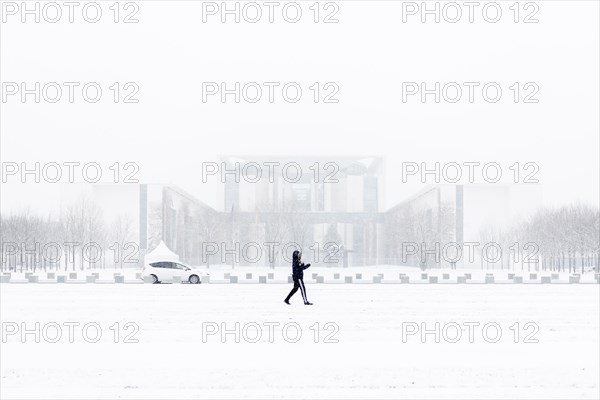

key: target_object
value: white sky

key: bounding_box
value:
[1,0,598,213]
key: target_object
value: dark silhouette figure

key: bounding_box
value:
[284,250,312,305]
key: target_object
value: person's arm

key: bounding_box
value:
[302,263,311,270]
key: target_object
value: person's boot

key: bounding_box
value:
[284,299,290,305]
[304,302,313,305]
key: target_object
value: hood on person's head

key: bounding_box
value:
[292,250,301,262]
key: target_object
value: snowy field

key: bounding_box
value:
[1,284,599,399]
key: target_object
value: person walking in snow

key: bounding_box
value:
[284,250,312,305]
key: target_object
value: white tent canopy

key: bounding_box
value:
[144,241,180,264]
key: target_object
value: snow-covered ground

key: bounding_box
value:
[1,284,598,399]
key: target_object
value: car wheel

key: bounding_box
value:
[150,274,159,284]
[189,274,200,284]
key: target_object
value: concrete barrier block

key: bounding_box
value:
[25,272,32,279]
[355,273,362,279]
[551,273,559,280]
[28,275,39,283]
[246,273,252,280]
[400,276,410,284]
[513,276,523,284]
[143,276,154,283]
[69,273,77,280]
[457,276,466,284]
[1,275,10,283]
[541,276,551,284]
[312,273,318,279]
[259,276,267,284]
[569,275,580,284]
[57,276,66,283]
[485,275,495,284]
[86,276,96,283]
[508,273,515,280]
[334,273,340,279]
[428,276,438,284]
[344,276,353,283]
[443,273,449,280]
[529,273,537,280]
[464,273,472,280]
[92,273,100,279]
[114,275,125,283]
[229,275,238,283]
[268,273,274,280]
[372,276,382,283]
[135,272,142,280]
[202,274,210,284]
[47,272,55,280]
[421,273,428,280]
[399,273,406,279]
[316,276,324,283]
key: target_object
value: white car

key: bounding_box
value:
[142,261,202,284]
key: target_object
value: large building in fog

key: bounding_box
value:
[55,158,542,268]
[218,156,385,266]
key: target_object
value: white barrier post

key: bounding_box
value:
[529,273,538,281]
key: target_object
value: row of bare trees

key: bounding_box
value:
[502,204,599,273]
[1,197,135,272]
[386,200,599,273]
[174,202,318,269]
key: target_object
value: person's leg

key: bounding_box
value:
[299,279,309,303]
[285,279,300,303]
